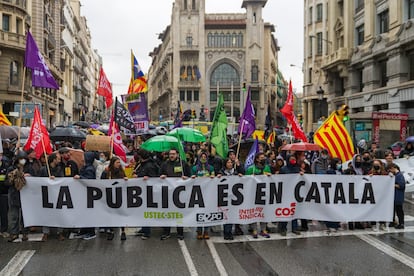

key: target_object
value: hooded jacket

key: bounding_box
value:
[79,152,96,179]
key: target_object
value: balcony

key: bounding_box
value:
[0,31,26,50]
[321,48,350,70]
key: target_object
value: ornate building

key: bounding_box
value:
[148,0,281,129]
[303,0,414,147]
[0,0,102,128]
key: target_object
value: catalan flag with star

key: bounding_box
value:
[0,109,11,126]
[314,112,355,162]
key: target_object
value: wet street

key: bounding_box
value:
[1,194,414,276]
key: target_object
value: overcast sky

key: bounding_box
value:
[81,0,303,97]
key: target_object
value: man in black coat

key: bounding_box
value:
[159,148,191,240]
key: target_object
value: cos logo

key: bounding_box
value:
[275,202,296,217]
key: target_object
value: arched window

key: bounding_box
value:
[238,32,243,47]
[220,32,225,47]
[207,33,212,47]
[210,63,240,86]
[232,33,237,47]
[251,65,259,82]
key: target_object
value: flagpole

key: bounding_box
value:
[235,120,245,168]
[40,137,51,177]
[16,66,27,150]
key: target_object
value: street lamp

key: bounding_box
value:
[316,86,324,120]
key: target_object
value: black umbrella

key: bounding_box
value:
[49,127,87,141]
[73,121,91,128]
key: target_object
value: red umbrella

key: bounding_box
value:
[280,142,322,151]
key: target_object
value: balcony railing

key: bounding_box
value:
[0,31,25,49]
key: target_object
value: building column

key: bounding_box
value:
[306,100,313,132]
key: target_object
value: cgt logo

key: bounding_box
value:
[196,212,224,223]
[275,202,296,217]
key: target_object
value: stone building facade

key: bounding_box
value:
[303,0,414,147]
[148,0,282,129]
[0,0,102,128]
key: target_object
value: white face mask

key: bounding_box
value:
[19,159,27,166]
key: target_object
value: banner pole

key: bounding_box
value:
[235,120,245,168]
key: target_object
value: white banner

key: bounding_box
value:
[20,174,395,228]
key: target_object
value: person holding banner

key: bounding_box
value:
[245,152,272,239]
[278,155,303,237]
[159,148,191,240]
[192,151,215,240]
[101,156,128,241]
[0,151,11,238]
[38,153,65,241]
[59,147,79,177]
[6,151,30,242]
[132,149,160,240]
[217,157,244,240]
[387,163,406,229]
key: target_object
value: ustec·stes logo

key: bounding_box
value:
[275,202,296,217]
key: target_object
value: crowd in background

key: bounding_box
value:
[0,135,408,243]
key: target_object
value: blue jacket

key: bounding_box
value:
[79,152,96,179]
[394,171,405,205]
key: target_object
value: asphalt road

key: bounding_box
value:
[1,194,414,276]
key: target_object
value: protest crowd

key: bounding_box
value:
[0,131,407,243]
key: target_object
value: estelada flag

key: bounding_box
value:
[314,112,355,162]
[24,106,53,158]
[0,109,12,126]
[96,67,113,108]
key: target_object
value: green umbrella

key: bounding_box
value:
[140,135,186,160]
[167,127,206,143]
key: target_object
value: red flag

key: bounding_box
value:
[108,113,127,162]
[24,106,53,158]
[97,67,113,108]
[280,80,308,142]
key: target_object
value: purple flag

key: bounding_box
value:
[121,93,149,133]
[25,31,59,89]
[238,87,256,138]
[244,138,259,170]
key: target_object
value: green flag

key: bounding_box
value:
[210,93,228,158]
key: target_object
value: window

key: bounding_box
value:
[186,90,192,101]
[309,36,313,56]
[16,18,22,34]
[210,91,217,102]
[316,32,323,55]
[2,14,10,31]
[356,24,364,46]
[210,63,240,86]
[186,66,192,80]
[183,0,187,10]
[409,54,414,81]
[409,0,414,19]
[378,59,387,87]
[180,90,185,101]
[355,0,364,13]
[192,0,196,10]
[378,10,389,34]
[186,35,193,47]
[357,68,364,92]
[251,90,259,101]
[316,4,323,21]
[251,65,259,82]
[308,68,313,83]
[309,7,313,24]
[9,61,19,86]
[194,90,199,101]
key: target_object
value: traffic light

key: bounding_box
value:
[191,109,196,119]
[297,114,303,124]
[242,82,246,92]
[336,104,349,122]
